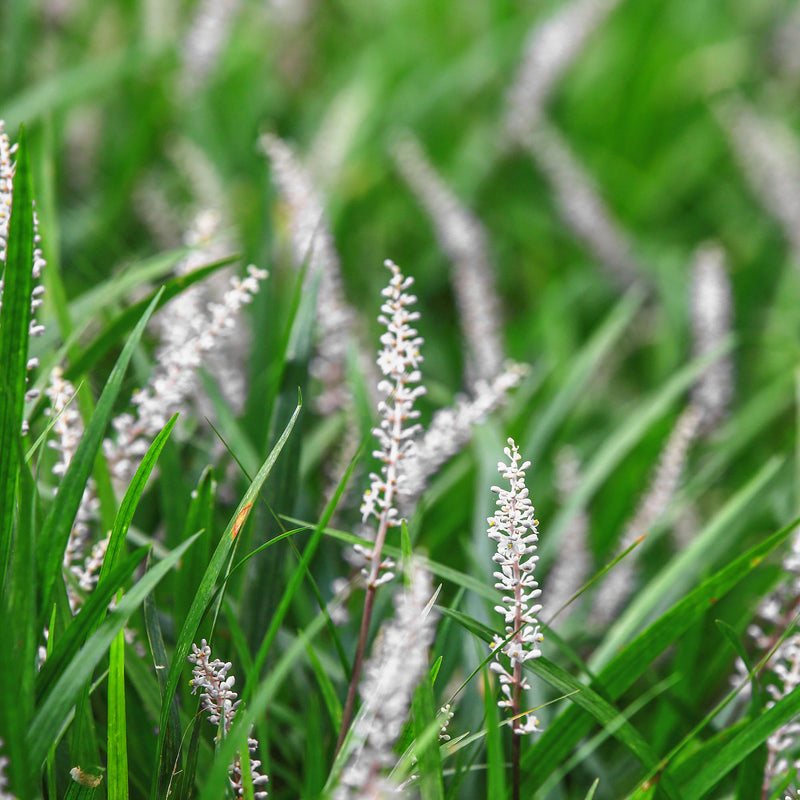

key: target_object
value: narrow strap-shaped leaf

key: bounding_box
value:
[150,400,301,800]
[304,638,342,731]
[540,339,733,564]
[681,683,800,800]
[107,592,128,800]
[173,466,216,652]
[522,287,644,464]
[0,125,34,590]
[143,557,182,797]
[244,264,314,648]
[412,668,445,800]
[519,516,798,793]
[175,715,202,800]
[590,456,782,669]
[26,532,199,769]
[99,413,178,586]
[246,431,358,695]
[441,610,681,799]
[35,546,148,702]
[64,257,237,382]
[526,657,683,800]
[37,288,164,619]
[1,391,39,797]
[482,665,507,800]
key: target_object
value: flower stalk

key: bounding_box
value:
[336,259,426,753]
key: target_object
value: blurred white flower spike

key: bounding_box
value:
[104,263,267,487]
[522,118,643,291]
[718,98,800,265]
[392,132,504,383]
[180,0,244,96]
[335,563,437,799]
[261,133,363,414]
[690,242,733,434]
[504,0,622,142]
[396,363,527,516]
[488,438,544,736]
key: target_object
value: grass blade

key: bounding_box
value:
[681,683,800,800]
[37,289,164,619]
[36,545,149,702]
[520,515,798,793]
[107,595,129,800]
[589,456,782,670]
[522,287,645,463]
[0,124,33,590]
[150,399,301,800]
[64,258,237,382]
[143,555,183,796]
[27,532,199,769]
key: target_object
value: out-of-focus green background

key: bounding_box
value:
[4,0,798,539]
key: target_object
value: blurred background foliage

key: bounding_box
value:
[3,0,799,601]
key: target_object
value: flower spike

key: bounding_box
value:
[487,437,543,736]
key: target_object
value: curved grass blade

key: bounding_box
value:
[441,608,681,798]
[483,667,507,800]
[64,258,237,382]
[520,516,798,794]
[246,434,359,695]
[37,289,164,620]
[526,657,683,800]
[173,466,216,647]
[411,667,446,800]
[304,637,343,731]
[144,553,182,798]
[101,414,179,585]
[2,45,166,129]
[590,456,782,670]
[540,339,733,564]
[27,532,199,769]
[584,778,600,800]
[35,545,149,702]
[681,683,800,800]
[150,399,301,800]
[284,517,497,603]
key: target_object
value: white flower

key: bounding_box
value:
[188,640,269,799]
[690,242,733,434]
[396,363,526,515]
[336,564,437,799]
[487,438,543,735]
[392,132,503,383]
[357,260,426,587]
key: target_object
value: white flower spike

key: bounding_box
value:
[487,438,543,735]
